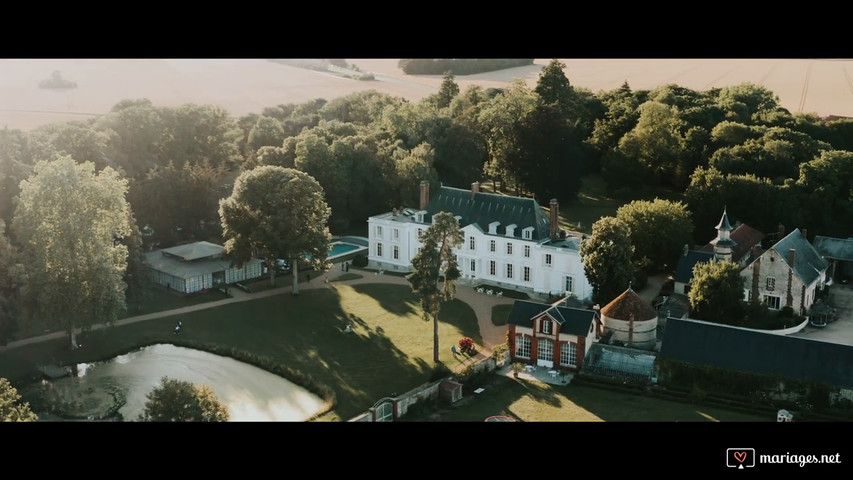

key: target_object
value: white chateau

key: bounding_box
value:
[367,181,593,302]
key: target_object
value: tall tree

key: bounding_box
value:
[435,71,460,109]
[219,166,331,293]
[478,79,538,192]
[0,220,26,346]
[140,377,229,422]
[406,212,463,364]
[616,198,694,271]
[12,156,133,349]
[0,378,37,421]
[505,103,585,202]
[688,260,745,325]
[534,59,572,115]
[579,216,635,306]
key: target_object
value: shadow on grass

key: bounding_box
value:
[0,285,474,421]
[350,283,419,317]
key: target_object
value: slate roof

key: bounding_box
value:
[701,223,765,263]
[600,288,658,321]
[506,299,597,336]
[763,228,829,286]
[674,250,715,284]
[710,209,737,247]
[144,241,261,279]
[659,317,853,389]
[813,235,853,262]
[425,187,551,241]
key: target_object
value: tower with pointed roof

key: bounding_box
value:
[709,207,737,262]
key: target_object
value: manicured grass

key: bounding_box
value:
[0,283,480,422]
[400,375,770,422]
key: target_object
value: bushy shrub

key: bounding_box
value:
[351,254,368,268]
[428,363,452,382]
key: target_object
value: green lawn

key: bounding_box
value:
[0,283,480,422]
[400,374,770,422]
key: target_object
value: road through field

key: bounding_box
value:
[2,58,853,132]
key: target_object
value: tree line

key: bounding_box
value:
[2,59,853,348]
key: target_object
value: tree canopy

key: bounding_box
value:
[140,376,229,422]
[616,198,694,271]
[0,378,37,421]
[219,166,331,292]
[688,260,746,325]
[12,156,133,349]
[580,216,635,305]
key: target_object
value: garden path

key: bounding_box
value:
[0,265,516,357]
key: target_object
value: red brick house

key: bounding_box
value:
[506,298,601,372]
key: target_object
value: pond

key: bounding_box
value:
[18,343,326,422]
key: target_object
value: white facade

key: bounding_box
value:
[367,186,593,302]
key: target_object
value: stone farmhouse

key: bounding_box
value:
[673,208,828,316]
[742,228,828,316]
[674,208,764,295]
[367,181,593,302]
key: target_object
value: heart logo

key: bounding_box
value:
[734,451,747,463]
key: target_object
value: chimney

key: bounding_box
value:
[471,181,479,199]
[787,248,796,308]
[549,198,559,239]
[751,257,760,303]
[802,228,807,240]
[419,181,429,210]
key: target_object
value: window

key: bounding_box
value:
[417,228,423,239]
[489,260,496,276]
[545,254,552,266]
[524,245,530,258]
[766,277,775,291]
[523,230,531,240]
[763,295,781,310]
[541,319,551,335]
[490,240,495,252]
[561,342,577,367]
[507,242,513,255]
[506,263,513,279]
[393,245,399,260]
[375,225,383,237]
[470,259,476,272]
[523,266,530,282]
[565,276,574,293]
[393,228,399,240]
[376,242,383,257]
[515,335,531,358]
[469,236,475,250]
[538,338,554,363]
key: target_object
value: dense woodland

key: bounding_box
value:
[2,59,853,344]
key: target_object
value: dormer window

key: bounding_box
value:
[522,226,534,240]
[541,319,552,335]
[489,221,500,234]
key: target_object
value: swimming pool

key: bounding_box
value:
[328,241,363,259]
[303,241,366,262]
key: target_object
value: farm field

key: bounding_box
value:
[2,58,853,132]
